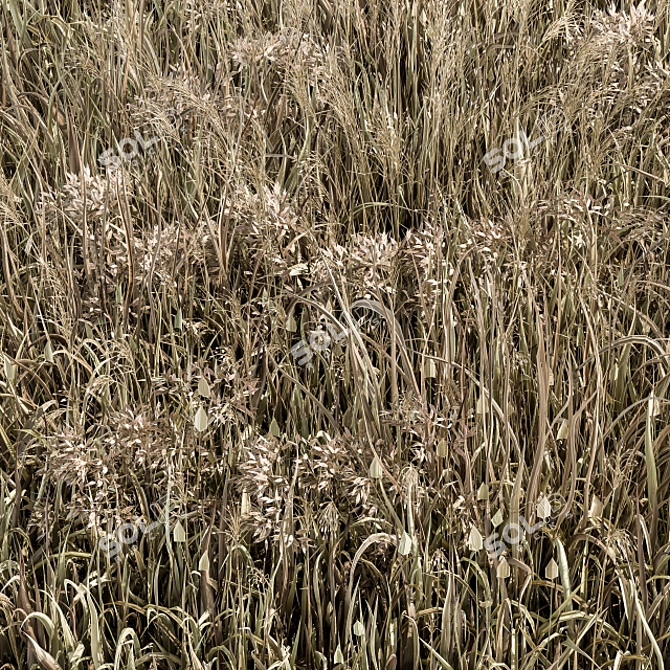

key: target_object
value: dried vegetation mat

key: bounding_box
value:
[1,0,670,668]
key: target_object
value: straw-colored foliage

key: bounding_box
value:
[1,0,670,667]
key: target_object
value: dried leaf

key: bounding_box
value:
[398,531,412,556]
[497,557,510,579]
[589,495,603,520]
[545,558,559,580]
[198,377,210,398]
[173,520,186,542]
[4,356,16,383]
[195,406,208,432]
[536,497,552,519]
[334,645,344,665]
[241,490,251,516]
[491,510,503,528]
[468,526,483,552]
[25,634,63,670]
[369,457,383,479]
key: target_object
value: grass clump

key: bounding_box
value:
[1,0,670,668]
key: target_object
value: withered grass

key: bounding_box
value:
[1,0,670,668]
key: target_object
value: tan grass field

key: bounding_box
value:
[1,0,670,667]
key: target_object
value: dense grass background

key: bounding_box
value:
[2,0,670,667]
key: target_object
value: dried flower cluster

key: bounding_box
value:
[38,167,120,224]
[236,434,379,544]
